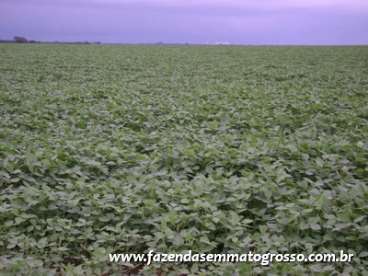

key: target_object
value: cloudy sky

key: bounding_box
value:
[0,0,367,44]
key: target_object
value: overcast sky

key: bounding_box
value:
[0,0,367,44]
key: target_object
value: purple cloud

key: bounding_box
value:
[0,0,367,44]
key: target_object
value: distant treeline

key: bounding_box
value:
[0,36,101,44]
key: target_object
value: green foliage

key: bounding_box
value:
[0,44,368,274]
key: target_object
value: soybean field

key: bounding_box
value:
[1,44,368,274]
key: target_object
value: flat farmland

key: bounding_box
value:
[0,45,368,274]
